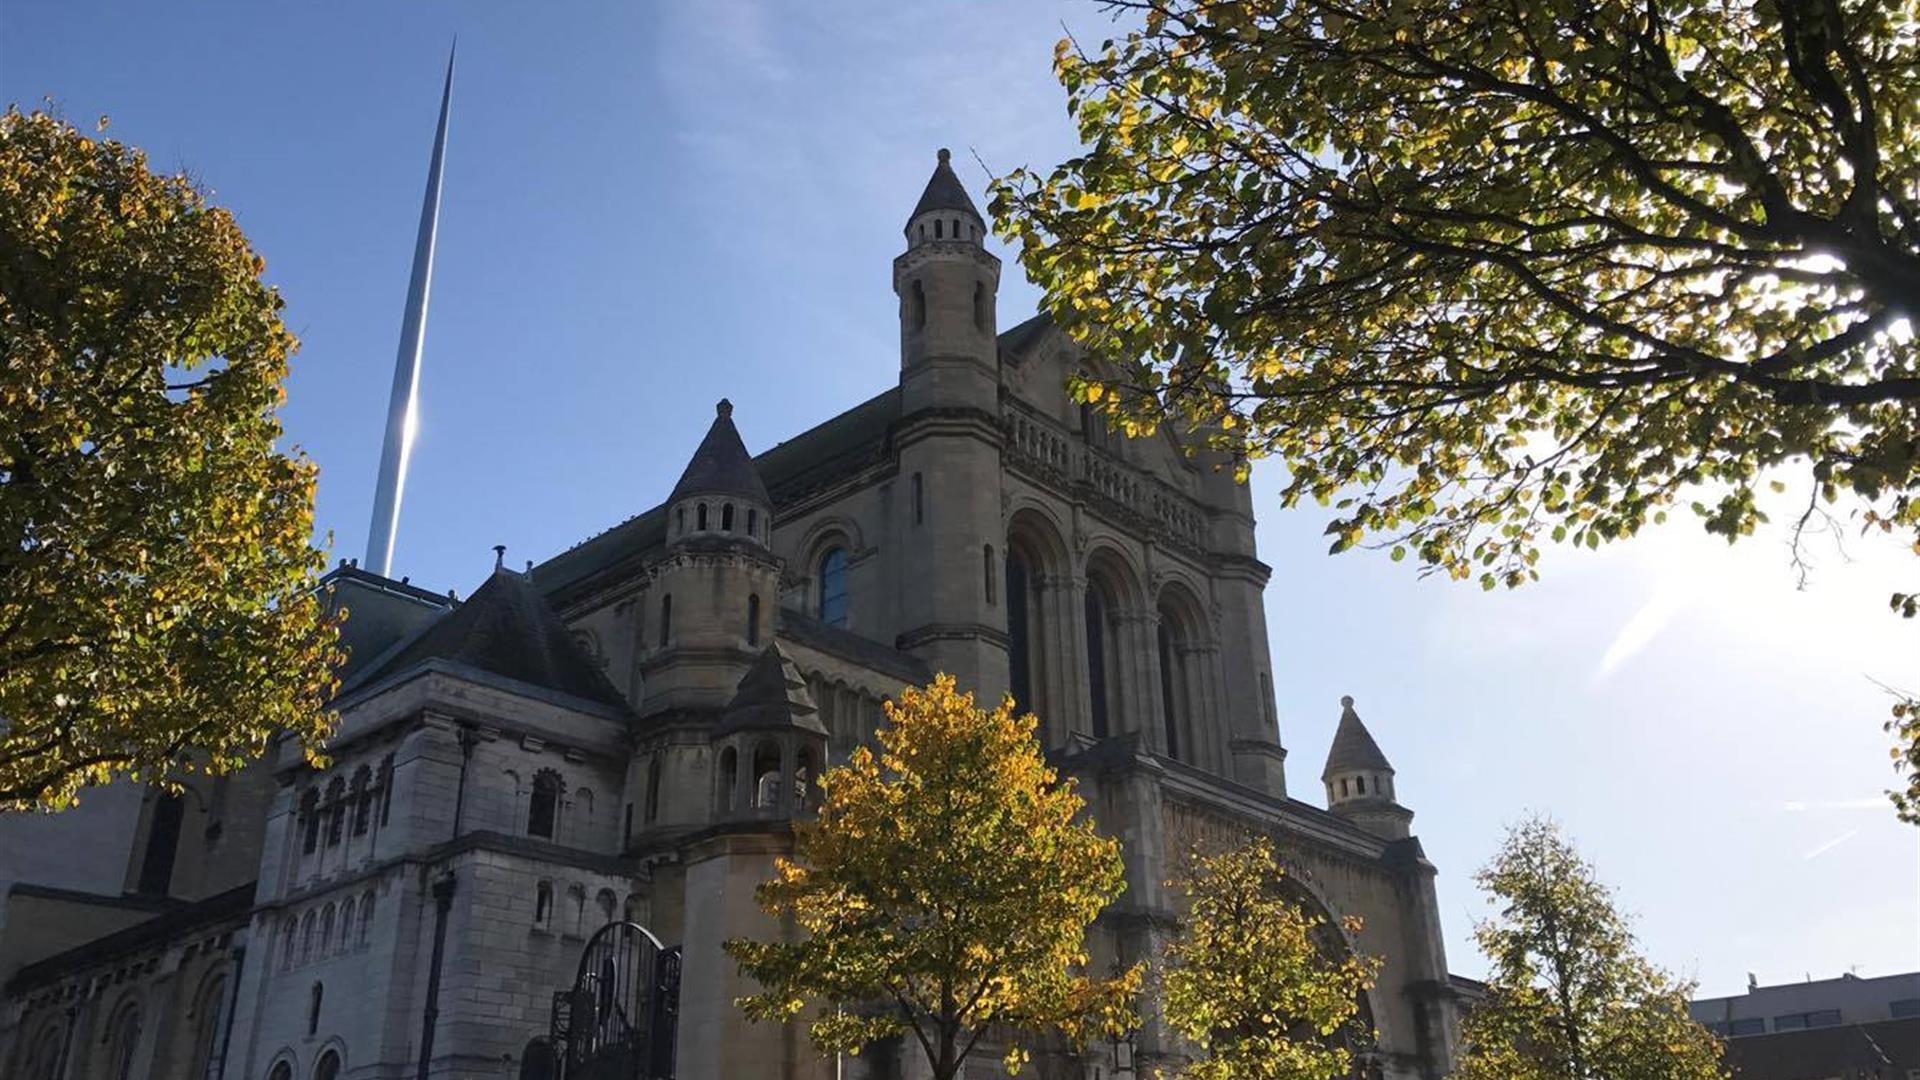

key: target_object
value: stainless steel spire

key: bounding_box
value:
[365,43,455,578]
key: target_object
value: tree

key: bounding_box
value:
[0,109,340,811]
[725,675,1140,1079]
[1160,836,1381,1080]
[991,0,1920,817]
[1455,817,1726,1080]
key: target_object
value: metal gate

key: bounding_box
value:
[546,920,680,1080]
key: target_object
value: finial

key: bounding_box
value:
[493,544,506,570]
[524,560,533,575]
[716,398,733,419]
[1340,694,1355,709]
[937,147,951,164]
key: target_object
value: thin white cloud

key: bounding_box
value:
[1801,829,1860,861]
[1782,797,1888,813]
[1594,583,1688,680]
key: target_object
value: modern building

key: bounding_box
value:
[0,150,1470,1080]
[1694,972,1920,1080]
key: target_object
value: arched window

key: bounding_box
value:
[1356,776,1367,795]
[818,547,849,628]
[911,473,925,525]
[935,218,944,239]
[696,503,709,531]
[300,789,321,855]
[746,507,757,536]
[794,747,815,811]
[721,503,735,531]
[358,892,375,947]
[137,790,184,895]
[269,1062,294,1080]
[983,545,996,606]
[280,919,298,970]
[534,881,554,928]
[324,777,346,847]
[313,1049,341,1080]
[103,1002,141,1080]
[752,742,781,809]
[529,770,561,839]
[1006,549,1034,715]
[747,594,761,646]
[1084,583,1112,739]
[22,1021,62,1080]
[910,280,927,329]
[319,903,335,956]
[676,506,686,534]
[659,594,673,645]
[351,765,373,836]
[644,756,662,823]
[301,910,318,963]
[567,884,587,937]
[973,281,988,331]
[306,982,324,1037]
[190,973,230,1080]
[717,747,738,813]
[596,888,618,924]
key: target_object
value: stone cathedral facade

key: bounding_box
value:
[0,150,1467,1080]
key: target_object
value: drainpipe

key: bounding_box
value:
[416,871,457,1080]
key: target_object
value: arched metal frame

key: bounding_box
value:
[547,920,680,1080]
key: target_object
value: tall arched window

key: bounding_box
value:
[746,507,757,536]
[535,882,554,928]
[644,756,662,823]
[747,594,761,646]
[529,770,561,839]
[307,982,324,1036]
[911,473,925,525]
[818,548,849,628]
[1084,584,1112,739]
[269,1061,294,1080]
[1006,549,1034,715]
[300,789,321,855]
[721,503,735,531]
[313,1050,341,1080]
[910,280,927,329]
[301,910,317,963]
[752,742,782,809]
[22,1021,62,1080]
[358,891,375,947]
[973,281,988,331]
[319,903,335,955]
[137,791,184,895]
[280,919,297,970]
[378,753,396,827]
[983,545,996,605]
[350,765,373,836]
[190,973,230,1080]
[324,777,346,847]
[696,503,709,530]
[103,1002,141,1080]
[659,594,673,645]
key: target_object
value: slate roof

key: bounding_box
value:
[1322,696,1395,780]
[717,643,826,736]
[339,568,627,711]
[1720,1018,1920,1080]
[997,311,1055,364]
[669,399,771,505]
[910,148,984,225]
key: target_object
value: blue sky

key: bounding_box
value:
[6,1,1915,994]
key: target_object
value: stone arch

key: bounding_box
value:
[529,769,562,839]
[751,739,782,810]
[19,1015,64,1080]
[1154,579,1214,767]
[1004,506,1072,743]
[715,746,738,814]
[188,965,232,1079]
[266,1051,298,1080]
[98,995,142,1080]
[309,1038,347,1080]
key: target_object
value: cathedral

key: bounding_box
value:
[0,150,1468,1080]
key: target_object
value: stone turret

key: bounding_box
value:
[641,401,783,713]
[710,644,827,822]
[889,149,1010,702]
[1322,696,1412,840]
[894,148,1001,415]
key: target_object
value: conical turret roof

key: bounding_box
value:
[670,399,770,505]
[1321,695,1394,781]
[909,148,984,226]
